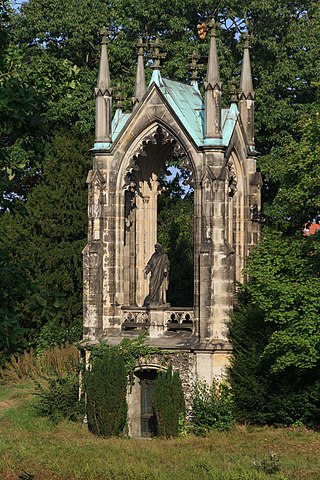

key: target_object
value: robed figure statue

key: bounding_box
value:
[143,243,170,307]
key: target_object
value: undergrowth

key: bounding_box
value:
[35,371,84,424]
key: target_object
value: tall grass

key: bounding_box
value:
[0,344,79,381]
[1,350,320,479]
[0,382,320,479]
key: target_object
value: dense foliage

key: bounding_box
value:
[229,78,320,427]
[0,233,31,363]
[191,381,235,434]
[1,131,90,353]
[229,231,320,428]
[85,349,128,437]
[152,364,185,437]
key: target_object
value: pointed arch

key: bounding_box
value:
[117,120,198,188]
[113,121,198,309]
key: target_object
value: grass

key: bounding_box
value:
[1,381,320,480]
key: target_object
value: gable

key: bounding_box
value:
[93,77,242,154]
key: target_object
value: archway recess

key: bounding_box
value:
[119,124,195,309]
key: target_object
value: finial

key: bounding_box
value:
[137,37,147,55]
[114,83,124,109]
[243,31,250,49]
[208,18,216,35]
[100,26,111,45]
[150,37,166,70]
[229,77,238,103]
[188,50,204,81]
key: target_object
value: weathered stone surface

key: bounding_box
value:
[82,32,261,436]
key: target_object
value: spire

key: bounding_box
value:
[240,32,254,98]
[133,38,146,110]
[239,32,255,145]
[204,20,222,139]
[148,37,166,87]
[95,27,112,143]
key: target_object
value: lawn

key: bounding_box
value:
[0,381,320,480]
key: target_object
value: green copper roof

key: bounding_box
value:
[149,73,238,148]
[93,71,239,151]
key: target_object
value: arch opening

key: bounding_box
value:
[157,156,194,307]
[120,125,195,309]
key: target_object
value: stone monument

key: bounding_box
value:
[81,25,262,437]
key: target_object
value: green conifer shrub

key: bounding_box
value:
[85,348,128,437]
[152,364,185,438]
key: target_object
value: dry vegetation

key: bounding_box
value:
[0,344,79,381]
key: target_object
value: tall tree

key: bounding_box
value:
[0,233,31,362]
[0,131,90,349]
[259,110,320,230]
[0,1,46,212]
[229,229,320,427]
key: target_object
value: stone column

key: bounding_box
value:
[208,151,232,341]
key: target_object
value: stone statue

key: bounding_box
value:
[143,243,170,307]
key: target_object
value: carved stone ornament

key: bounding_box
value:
[86,169,106,187]
[201,165,216,185]
[166,311,194,332]
[250,204,265,223]
[121,310,149,331]
[130,125,184,160]
[123,125,187,191]
[227,160,237,197]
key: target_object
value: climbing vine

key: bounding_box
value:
[86,333,171,386]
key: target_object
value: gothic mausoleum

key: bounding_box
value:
[81,23,262,437]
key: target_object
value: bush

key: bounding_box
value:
[153,364,185,438]
[252,452,281,475]
[35,371,84,423]
[85,348,128,437]
[191,381,235,435]
[229,287,320,428]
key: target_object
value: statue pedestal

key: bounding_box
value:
[148,307,168,338]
